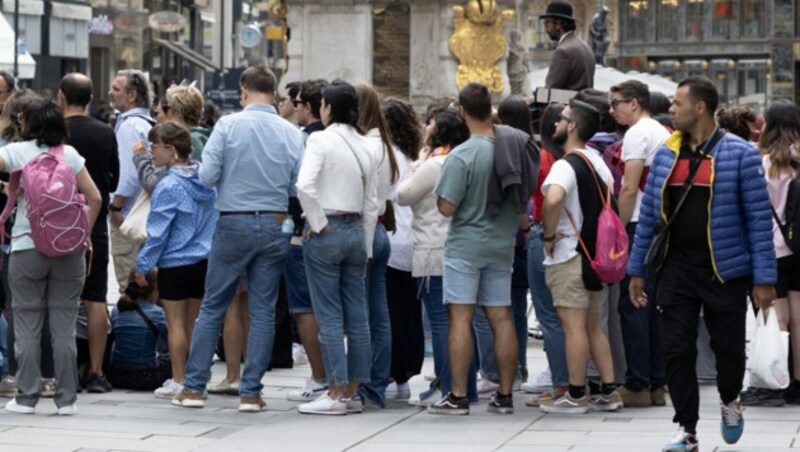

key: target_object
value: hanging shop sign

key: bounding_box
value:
[148,10,187,33]
[88,15,114,36]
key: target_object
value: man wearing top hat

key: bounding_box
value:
[540,0,595,91]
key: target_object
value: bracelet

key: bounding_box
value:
[541,233,556,242]
[520,224,532,233]
[108,204,122,213]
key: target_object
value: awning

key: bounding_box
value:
[0,10,36,79]
[154,38,217,72]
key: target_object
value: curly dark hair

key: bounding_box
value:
[383,98,423,161]
[716,105,757,141]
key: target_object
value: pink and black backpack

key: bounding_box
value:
[0,145,89,257]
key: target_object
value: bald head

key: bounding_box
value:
[60,73,93,108]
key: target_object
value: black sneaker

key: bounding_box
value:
[740,386,784,407]
[487,392,514,414]
[86,374,113,394]
[784,381,800,404]
[427,392,469,415]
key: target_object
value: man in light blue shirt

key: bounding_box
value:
[107,69,154,292]
[175,66,304,412]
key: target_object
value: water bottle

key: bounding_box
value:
[281,217,295,234]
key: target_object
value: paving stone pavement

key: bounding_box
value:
[2,338,800,452]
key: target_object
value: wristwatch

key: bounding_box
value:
[108,204,122,213]
[541,232,556,242]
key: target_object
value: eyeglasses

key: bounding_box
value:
[149,142,174,151]
[610,98,633,108]
[559,112,574,123]
[292,99,305,107]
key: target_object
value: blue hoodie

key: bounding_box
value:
[137,163,218,274]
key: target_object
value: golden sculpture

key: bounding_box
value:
[449,0,515,93]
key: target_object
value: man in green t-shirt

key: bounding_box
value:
[429,83,525,416]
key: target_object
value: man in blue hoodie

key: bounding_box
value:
[628,76,776,452]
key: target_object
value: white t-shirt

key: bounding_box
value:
[621,117,670,223]
[541,148,614,266]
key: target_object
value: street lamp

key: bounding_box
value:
[13,0,19,81]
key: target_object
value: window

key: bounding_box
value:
[658,0,679,40]
[741,0,764,37]
[686,0,704,40]
[713,0,735,38]
[626,0,648,41]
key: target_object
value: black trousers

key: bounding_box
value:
[657,263,749,432]
[386,267,424,384]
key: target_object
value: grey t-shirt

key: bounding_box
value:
[434,134,517,264]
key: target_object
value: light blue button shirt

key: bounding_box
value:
[199,103,303,212]
[113,108,153,217]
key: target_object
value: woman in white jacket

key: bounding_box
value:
[397,109,474,406]
[295,81,380,415]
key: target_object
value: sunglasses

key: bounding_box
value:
[292,99,305,107]
[559,112,574,123]
[610,98,633,108]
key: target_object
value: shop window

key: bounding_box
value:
[686,0,704,40]
[741,0,764,37]
[626,0,648,41]
[713,0,734,38]
[658,0,679,40]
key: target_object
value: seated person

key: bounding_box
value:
[107,271,170,391]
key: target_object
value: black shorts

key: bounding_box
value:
[776,255,800,298]
[81,234,109,302]
[157,260,208,300]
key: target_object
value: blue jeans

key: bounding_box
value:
[619,222,665,391]
[303,215,371,387]
[0,312,7,377]
[285,244,312,315]
[528,224,568,386]
[184,214,290,397]
[417,276,478,401]
[472,286,528,382]
[361,224,392,406]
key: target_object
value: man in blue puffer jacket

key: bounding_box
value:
[627,77,777,452]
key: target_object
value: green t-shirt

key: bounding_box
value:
[434,134,517,264]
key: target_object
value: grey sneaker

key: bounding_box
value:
[344,395,364,413]
[39,378,56,398]
[0,376,17,397]
[590,390,624,411]
[540,392,589,414]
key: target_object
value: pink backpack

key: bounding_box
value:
[566,152,629,284]
[0,145,89,257]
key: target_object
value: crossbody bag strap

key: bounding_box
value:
[132,304,162,340]
[332,130,366,187]
[660,128,723,233]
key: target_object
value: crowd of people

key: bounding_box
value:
[0,62,794,452]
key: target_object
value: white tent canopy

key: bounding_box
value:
[527,65,678,97]
[0,12,36,79]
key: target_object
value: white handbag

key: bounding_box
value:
[119,192,151,243]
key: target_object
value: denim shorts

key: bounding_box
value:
[443,256,512,307]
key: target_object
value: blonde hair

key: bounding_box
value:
[165,85,204,127]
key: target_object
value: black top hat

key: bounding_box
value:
[539,1,576,21]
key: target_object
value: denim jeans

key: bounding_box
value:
[284,244,313,315]
[528,224,568,386]
[473,287,528,382]
[361,224,392,406]
[184,214,290,397]
[303,215,371,387]
[619,222,665,391]
[417,276,478,402]
[0,312,7,377]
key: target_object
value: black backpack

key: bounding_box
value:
[772,175,800,254]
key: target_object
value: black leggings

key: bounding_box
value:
[386,267,424,384]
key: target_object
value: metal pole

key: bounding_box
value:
[13,0,19,80]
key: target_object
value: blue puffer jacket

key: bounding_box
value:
[628,130,777,285]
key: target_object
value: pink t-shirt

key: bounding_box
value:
[762,151,799,258]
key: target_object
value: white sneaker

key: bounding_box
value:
[522,369,553,394]
[207,379,240,395]
[293,343,309,366]
[385,382,411,400]
[154,379,184,399]
[5,398,34,414]
[344,395,364,413]
[408,388,443,407]
[57,404,78,415]
[297,393,347,415]
[477,379,499,399]
[287,378,328,402]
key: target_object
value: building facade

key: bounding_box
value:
[616,0,789,109]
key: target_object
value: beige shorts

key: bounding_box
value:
[545,255,607,312]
